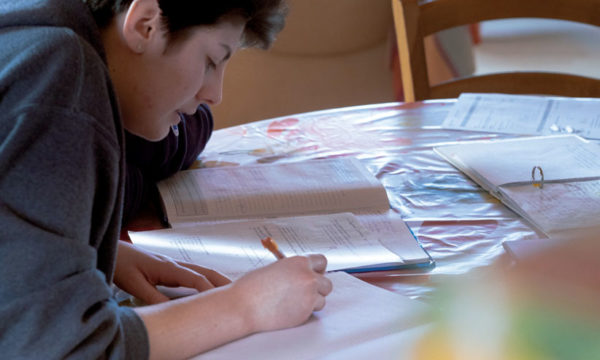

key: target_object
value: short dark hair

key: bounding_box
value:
[84,0,288,49]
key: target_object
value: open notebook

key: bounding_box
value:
[434,135,600,236]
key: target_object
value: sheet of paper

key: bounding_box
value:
[500,180,600,233]
[129,213,406,278]
[192,272,430,360]
[442,93,600,139]
[355,209,431,265]
[502,239,560,262]
[319,324,432,360]
[435,135,600,187]
[158,157,390,225]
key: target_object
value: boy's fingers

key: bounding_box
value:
[313,295,327,311]
[317,275,333,296]
[155,263,216,293]
[307,254,328,274]
[130,277,171,305]
[178,262,232,287]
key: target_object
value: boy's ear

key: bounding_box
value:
[121,0,162,53]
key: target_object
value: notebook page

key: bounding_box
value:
[500,180,600,233]
[435,135,600,188]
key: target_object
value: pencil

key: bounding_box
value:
[261,236,286,260]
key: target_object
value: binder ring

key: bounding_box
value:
[531,166,544,189]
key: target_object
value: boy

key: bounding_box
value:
[0,0,332,358]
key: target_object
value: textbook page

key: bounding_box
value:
[129,213,422,277]
[442,93,600,139]
[157,157,390,226]
[192,272,430,360]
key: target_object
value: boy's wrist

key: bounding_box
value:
[223,282,259,336]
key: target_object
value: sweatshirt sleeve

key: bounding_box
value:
[0,27,149,359]
[122,104,214,223]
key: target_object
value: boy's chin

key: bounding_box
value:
[126,125,171,142]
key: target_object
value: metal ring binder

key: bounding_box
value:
[531,166,544,189]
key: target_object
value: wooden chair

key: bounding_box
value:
[392,0,600,102]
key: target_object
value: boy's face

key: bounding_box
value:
[108,16,244,140]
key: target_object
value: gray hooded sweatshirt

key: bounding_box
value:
[0,0,149,358]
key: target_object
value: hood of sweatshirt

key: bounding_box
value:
[0,0,105,58]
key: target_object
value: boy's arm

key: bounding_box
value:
[136,255,332,360]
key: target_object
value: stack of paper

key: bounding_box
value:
[442,93,600,139]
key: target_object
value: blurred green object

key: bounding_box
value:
[417,270,600,360]
[510,303,600,360]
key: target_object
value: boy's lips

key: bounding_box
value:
[178,106,198,116]
[171,111,183,124]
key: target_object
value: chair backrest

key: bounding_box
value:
[392,0,600,102]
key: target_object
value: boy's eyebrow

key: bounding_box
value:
[219,43,232,63]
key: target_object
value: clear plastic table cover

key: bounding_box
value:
[199,100,546,300]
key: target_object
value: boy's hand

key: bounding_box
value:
[114,240,231,304]
[232,254,333,333]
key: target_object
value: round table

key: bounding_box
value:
[191,100,545,300]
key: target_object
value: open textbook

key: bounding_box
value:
[434,135,600,236]
[141,157,433,271]
[442,93,600,139]
[192,272,431,360]
[157,157,391,225]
